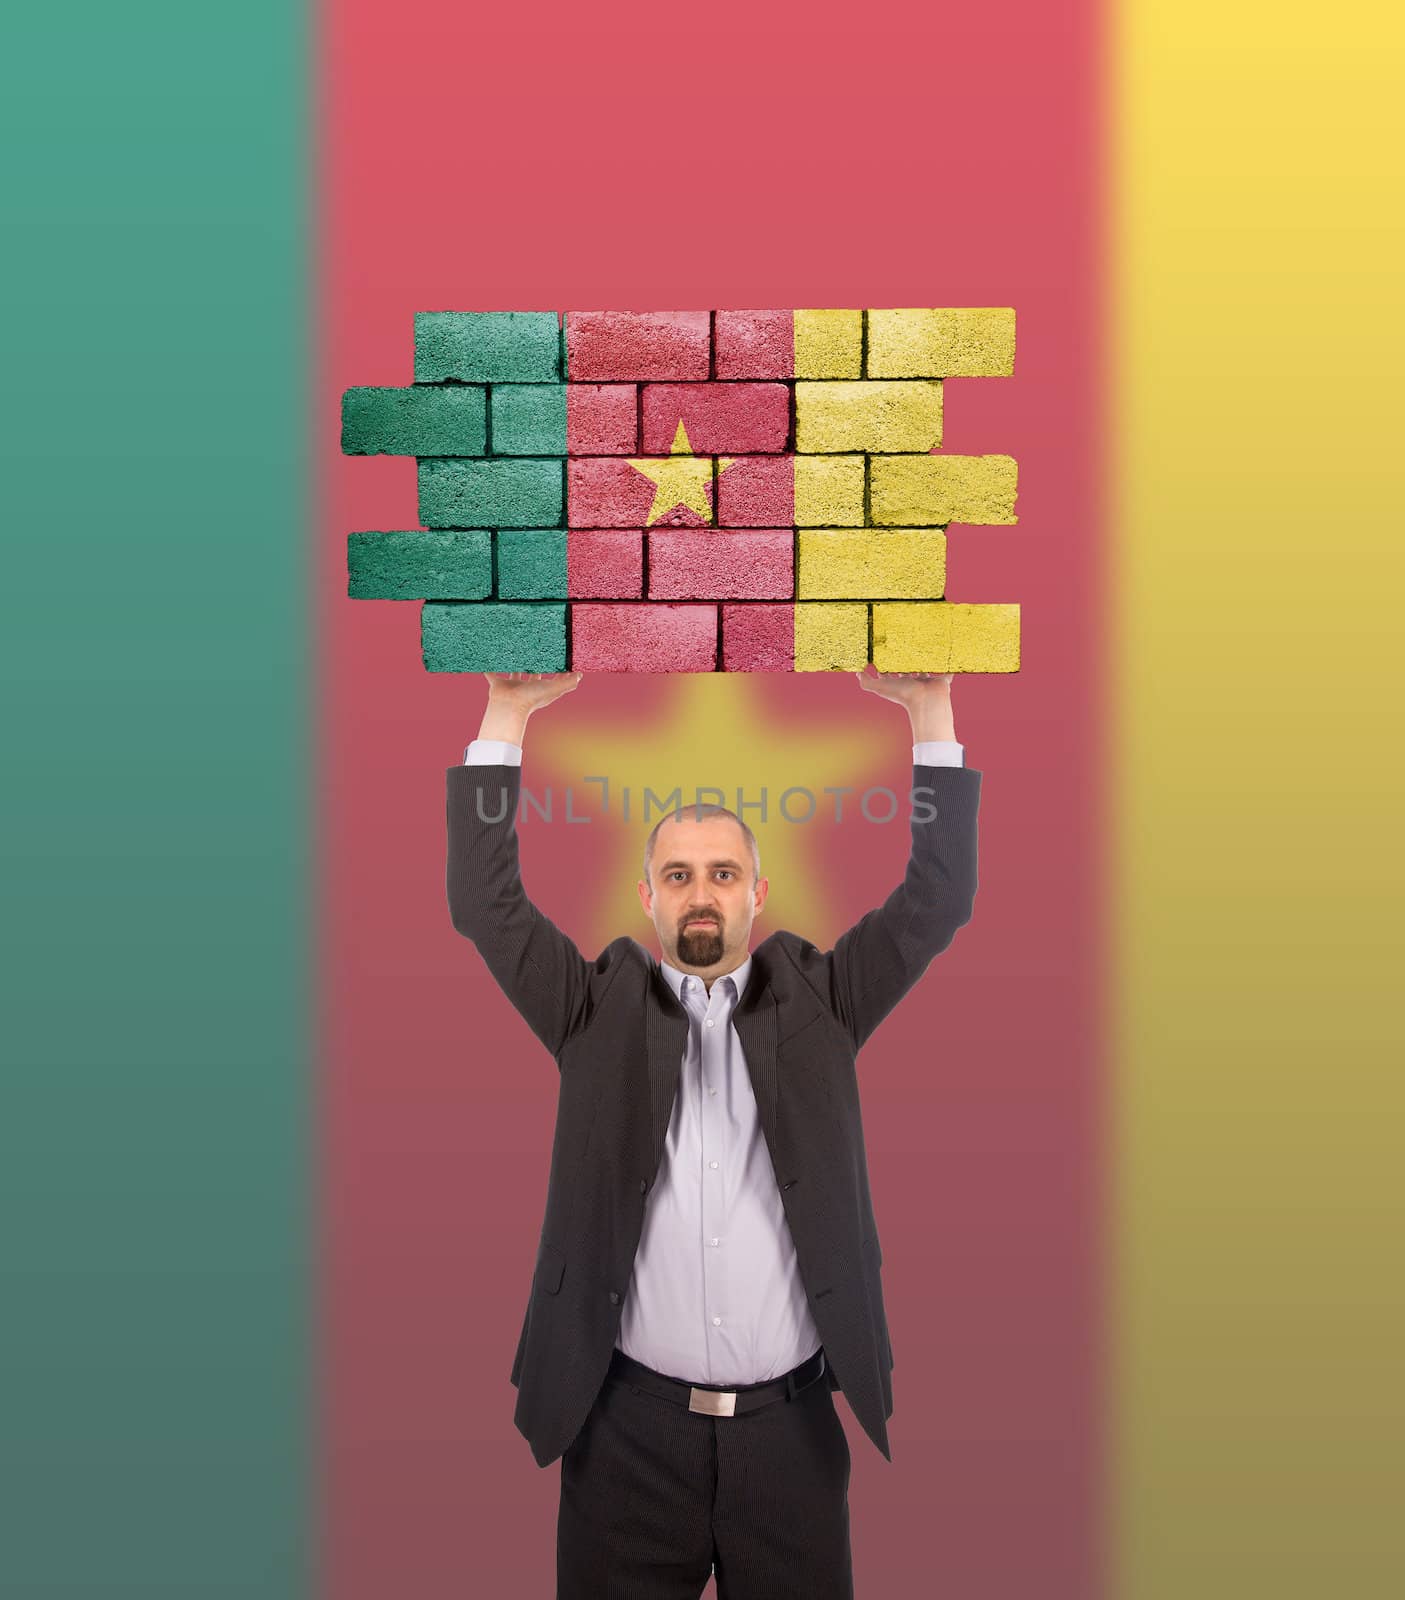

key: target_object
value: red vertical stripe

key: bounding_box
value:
[323,3,1106,1595]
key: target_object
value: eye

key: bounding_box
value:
[716,871,734,880]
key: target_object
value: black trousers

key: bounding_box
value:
[557,1350,854,1599]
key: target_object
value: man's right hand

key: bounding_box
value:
[477,671,583,744]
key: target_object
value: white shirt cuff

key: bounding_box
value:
[464,739,523,765]
[913,739,964,767]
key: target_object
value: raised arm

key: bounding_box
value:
[446,671,591,1062]
[826,668,982,1050]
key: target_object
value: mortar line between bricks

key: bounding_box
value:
[861,308,870,380]
[484,386,493,455]
[709,311,715,380]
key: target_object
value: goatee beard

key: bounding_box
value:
[678,924,723,964]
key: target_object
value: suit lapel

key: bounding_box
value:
[644,972,689,1164]
[732,979,778,1150]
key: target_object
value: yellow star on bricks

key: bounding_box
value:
[628,419,715,526]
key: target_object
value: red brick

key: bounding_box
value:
[722,603,795,671]
[570,603,718,671]
[568,457,714,528]
[641,382,789,455]
[716,456,794,527]
[566,530,642,597]
[566,311,710,381]
[714,310,794,379]
[566,384,637,454]
[647,530,794,600]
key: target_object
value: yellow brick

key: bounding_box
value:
[797,529,945,598]
[869,454,1018,524]
[793,455,864,527]
[793,602,869,671]
[866,308,1016,378]
[794,309,862,378]
[949,602,1020,671]
[872,602,1020,672]
[794,381,942,454]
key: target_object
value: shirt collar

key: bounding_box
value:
[659,949,752,1005]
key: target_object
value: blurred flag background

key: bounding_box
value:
[3,2,1400,1598]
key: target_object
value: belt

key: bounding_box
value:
[606,1345,828,1417]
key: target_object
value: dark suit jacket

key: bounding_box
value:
[446,758,982,1467]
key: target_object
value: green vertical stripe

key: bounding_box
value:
[0,6,308,1598]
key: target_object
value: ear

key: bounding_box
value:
[637,878,653,919]
[753,875,769,915]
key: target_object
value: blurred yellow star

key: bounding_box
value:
[530,674,893,955]
[628,419,714,526]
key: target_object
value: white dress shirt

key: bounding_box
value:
[461,733,965,1382]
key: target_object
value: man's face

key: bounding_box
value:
[637,813,768,975]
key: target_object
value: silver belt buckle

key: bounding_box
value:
[688,1385,737,1417]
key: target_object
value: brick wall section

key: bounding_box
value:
[342,309,1021,672]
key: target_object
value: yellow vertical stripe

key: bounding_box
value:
[1111,6,1405,1599]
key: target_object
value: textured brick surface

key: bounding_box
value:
[570,603,718,671]
[869,453,1019,524]
[419,458,563,528]
[496,529,566,599]
[415,311,560,383]
[341,386,485,456]
[872,601,1020,671]
[422,600,567,672]
[866,307,1016,378]
[566,384,637,454]
[568,457,713,527]
[797,528,946,598]
[715,457,793,527]
[794,380,943,453]
[567,530,643,597]
[647,530,794,600]
[722,603,794,671]
[345,306,1020,673]
[347,529,491,599]
[793,455,864,527]
[792,602,869,671]
[490,384,566,455]
[642,383,789,454]
[714,310,793,379]
[566,311,710,381]
[794,309,862,378]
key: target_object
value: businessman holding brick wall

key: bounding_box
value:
[447,667,981,1597]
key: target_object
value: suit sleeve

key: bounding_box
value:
[828,762,982,1051]
[446,761,592,1062]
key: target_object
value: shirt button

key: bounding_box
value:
[712,1316,722,1326]
[709,1160,719,1169]
[710,1237,720,1247]
[709,1088,717,1096]
[705,1018,715,1028]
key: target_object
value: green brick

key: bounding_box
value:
[418,458,563,529]
[347,530,490,600]
[341,385,485,456]
[497,529,566,598]
[415,311,561,383]
[490,384,567,455]
[421,601,567,672]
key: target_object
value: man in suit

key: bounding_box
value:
[447,665,981,1598]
